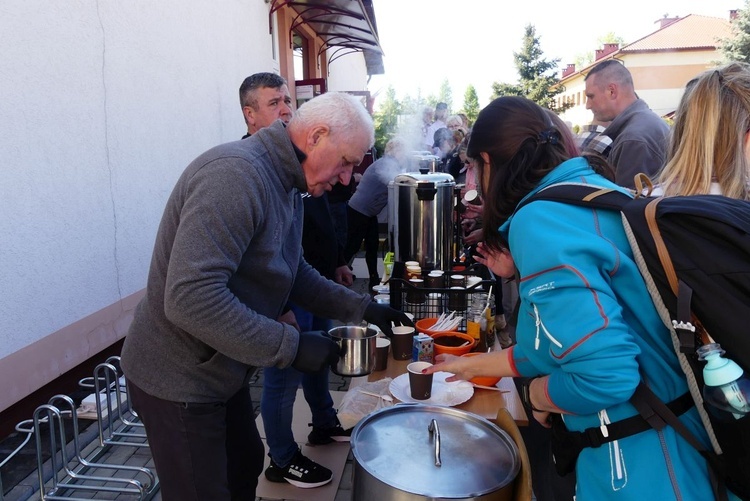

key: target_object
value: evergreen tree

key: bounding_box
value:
[721,0,750,63]
[461,85,480,125]
[490,24,570,112]
[437,79,453,111]
[372,86,402,155]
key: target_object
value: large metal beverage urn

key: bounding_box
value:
[388,167,455,270]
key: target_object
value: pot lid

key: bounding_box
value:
[393,171,455,187]
[351,404,520,497]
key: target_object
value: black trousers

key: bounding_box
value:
[128,381,264,501]
[344,206,380,279]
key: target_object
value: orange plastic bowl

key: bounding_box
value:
[431,331,476,356]
[461,352,502,387]
[415,317,462,336]
[415,317,443,336]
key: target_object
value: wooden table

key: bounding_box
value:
[349,357,528,426]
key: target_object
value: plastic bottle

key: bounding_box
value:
[697,343,750,420]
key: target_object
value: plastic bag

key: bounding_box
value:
[337,378,393,430]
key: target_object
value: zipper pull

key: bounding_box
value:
[534,304,541,350]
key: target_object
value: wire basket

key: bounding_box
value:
[388,263,496,332]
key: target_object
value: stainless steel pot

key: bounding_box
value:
[388,169,455,270]
[411,153,440,173]
[328,326,377,377]
[351,404,520,500]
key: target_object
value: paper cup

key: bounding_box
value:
[391,325,416,360]
[407,361,434,400]
[374,337,391,371]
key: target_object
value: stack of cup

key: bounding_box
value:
[406,278,425,303]
[405,261,422,282]
[447,274,467,311]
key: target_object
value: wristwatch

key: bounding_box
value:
[520,377,543,414]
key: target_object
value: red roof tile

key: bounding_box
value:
[623,14,731,52]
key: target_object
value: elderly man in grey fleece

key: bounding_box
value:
[120,92,411,501]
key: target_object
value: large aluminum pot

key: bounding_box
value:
[328,326,377,377]
[351,404,520,500]
[388,170,455,270]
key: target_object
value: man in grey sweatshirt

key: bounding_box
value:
[120,92,410,501]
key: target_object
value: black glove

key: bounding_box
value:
[291,331,341,373]
[363,302,414,338]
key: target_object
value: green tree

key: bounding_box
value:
[437,79,453,111]
[490,24,570,112]
[573,32,625,70]
[372,85,402,155]
[721,0,750,63]
[461,85,480,124]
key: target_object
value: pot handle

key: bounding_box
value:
[428,419,442,467]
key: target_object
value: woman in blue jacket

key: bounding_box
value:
[427,96,727,499]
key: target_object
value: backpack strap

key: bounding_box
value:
[516,183,632,214]
[643,198,706,349]
[631,382,727,501]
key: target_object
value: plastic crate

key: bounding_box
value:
[388,262,496,332]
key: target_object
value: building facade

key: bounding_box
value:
[557,14,732,127]
[0,0,383,420]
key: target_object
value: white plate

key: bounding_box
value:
[389,371,474,406]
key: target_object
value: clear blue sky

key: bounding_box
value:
[367,0,741,109]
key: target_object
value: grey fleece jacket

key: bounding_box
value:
[120,120,371,403]
[603,99,669,189]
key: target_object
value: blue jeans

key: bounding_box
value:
[260,304,337,467]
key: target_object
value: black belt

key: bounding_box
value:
[559,391,695,449]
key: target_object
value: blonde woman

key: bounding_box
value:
[657,62,750,199]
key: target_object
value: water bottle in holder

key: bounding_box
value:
[698,343,750,420]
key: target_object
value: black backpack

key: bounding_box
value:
[520,183,750,500]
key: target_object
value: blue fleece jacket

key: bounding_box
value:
[500,157,729,499]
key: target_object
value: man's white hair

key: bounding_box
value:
[291,92,375,148]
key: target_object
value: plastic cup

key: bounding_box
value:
[374,337,390,371]
[391,325,416,360]
[407,361,434,400]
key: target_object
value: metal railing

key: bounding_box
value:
[1,355,159,500]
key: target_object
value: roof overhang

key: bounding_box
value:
[269,0,385,75]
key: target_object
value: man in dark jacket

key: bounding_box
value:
[584,60,669,188]
[120,91,410,501]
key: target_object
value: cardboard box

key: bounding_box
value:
[412,333,434,363]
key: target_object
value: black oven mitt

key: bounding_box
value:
[363,302,414,338]
[291,331,340,373]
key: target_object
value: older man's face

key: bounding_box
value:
[245,84,293,133]
[303,128,370,197]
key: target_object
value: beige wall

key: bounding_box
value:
[0,290,144,412]
[1,0,373,414]
[559,49,722,126]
